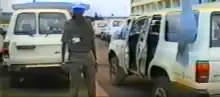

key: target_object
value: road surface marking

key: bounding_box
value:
[96,81,108,97]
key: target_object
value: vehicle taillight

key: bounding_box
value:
[196,60,210,83]
[3,42,9,58]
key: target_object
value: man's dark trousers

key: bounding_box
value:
[68,51,96,97]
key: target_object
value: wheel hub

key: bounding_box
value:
[155,87,167,97]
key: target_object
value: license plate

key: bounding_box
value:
[25,64,61,68]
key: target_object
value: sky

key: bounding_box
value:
[1,0,130,16]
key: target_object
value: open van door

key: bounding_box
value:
[136,17,151,74]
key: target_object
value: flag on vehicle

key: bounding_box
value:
[177,0,198,66]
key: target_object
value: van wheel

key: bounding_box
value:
[151,76,176,97]
[109,56,126,85]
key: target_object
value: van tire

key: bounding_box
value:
[151,76,176,97]
[109,56,126,85]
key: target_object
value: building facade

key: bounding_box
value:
[131,0,219,15]
[0,0,14,12]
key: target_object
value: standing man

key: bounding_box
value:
[61,3,97,97]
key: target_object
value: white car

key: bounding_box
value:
[105,20,125,42]
[93,20,107,37]
[1,5,71,88]
[108,4,220,97]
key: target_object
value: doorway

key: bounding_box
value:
[146,15,162,66]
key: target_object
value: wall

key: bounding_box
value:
[0,0,13,12]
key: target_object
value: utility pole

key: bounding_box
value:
[33,0,36,3]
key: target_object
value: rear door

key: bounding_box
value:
[9,12,69,64]
[209,12,220,85]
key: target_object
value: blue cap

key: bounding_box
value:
[72,3,86,14]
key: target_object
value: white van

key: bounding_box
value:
[104,19,125,42]
[108,4,220,97]
[1,8,71,87]
[93,20,107,37]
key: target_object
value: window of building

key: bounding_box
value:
[165,11,199,42]
[209,0,216,2]
[14,13,36,35]
[173,0,180,7]
[151,3,157,10]
[39,12,67,34]
[131,7,135,13]
[158,1,164,9]
[164,0,171,8]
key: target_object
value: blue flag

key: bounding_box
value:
[177,0,197,66]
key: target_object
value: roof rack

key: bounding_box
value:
[12,2,90,11]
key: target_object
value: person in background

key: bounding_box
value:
[120,19,131,39]
[61,3,97,97]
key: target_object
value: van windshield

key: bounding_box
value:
[14,13,36,36]
[210,12,220,47]
[39,12,67,34]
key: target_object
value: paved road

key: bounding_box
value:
[0,38,151,97]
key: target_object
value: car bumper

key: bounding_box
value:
[174,83,220,97]
[192,90,220,97]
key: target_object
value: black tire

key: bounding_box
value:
[0,53,3,63]
[151,76,177,97]
[109,56,127,85]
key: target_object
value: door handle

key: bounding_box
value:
[55,51,60,54]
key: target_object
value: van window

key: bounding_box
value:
[165,12,199,42]
[97,23,107,28]
[210,12,220,47]
[39,12,67,34]
[14,13,36,35]
[130,18,147,34]
[112,21,123,27]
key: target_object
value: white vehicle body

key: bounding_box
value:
[106,19,125,36]
[3,9,71,67]
[104,19,125,42]
[0,34,3,53]
[108,5,220,96]
[93,20,107,36]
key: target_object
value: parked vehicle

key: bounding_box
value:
[2,4,71,88]
[105,20,125,42]
[93,20,108,37]
[103,19,125,42]
[108,5,220,97]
